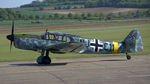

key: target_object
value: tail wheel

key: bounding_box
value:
[126,55,131,60]
[126,53,131,60]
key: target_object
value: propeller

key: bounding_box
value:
[6,21,15,52]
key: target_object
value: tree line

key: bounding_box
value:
[0,8,26,20]
[0,8,42,20]
[0,8,150,21]
[20,0,150,8]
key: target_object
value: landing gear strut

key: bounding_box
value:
[126,53,131,60]
[37,50,51,64]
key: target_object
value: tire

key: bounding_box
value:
[42,56,51,64]
[126,55,131,60]
[37,56,44,64]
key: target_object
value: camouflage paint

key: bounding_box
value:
[13,30,143,54]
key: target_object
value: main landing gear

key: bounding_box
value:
[37,50,51,64]
[126,53,131,60]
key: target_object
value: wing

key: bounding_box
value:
[46,42,86,53]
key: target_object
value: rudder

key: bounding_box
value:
[123,30,143,53]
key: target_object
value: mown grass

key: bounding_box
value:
[0,23,150,62]
[0,20,81,28]
[0,17,150,28]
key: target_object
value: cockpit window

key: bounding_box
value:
[50,34,55,40]
[58,36,63,41]
[67,37,71,42]
[63,36,71,42]
[63,36,66,41]
[46,34,55,40]
[46,34,49,40]
[45,33,71,42]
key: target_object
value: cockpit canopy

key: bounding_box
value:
[41,31,80,42]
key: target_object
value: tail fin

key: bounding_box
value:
[123,30,143,53]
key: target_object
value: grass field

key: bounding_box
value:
[0,18,150,28]
[0,22,150,62]
[0,19,95,28]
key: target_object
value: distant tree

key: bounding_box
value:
[20,0,150,8]
[35,15,40,20]
[94,13,99,17]
[135,10,143,17]
[54,6,62,10]
[66,5,71,9]
[54,13,60,19]
[126,12,133,18]
[86,13,92,19]
[49,15,53,19]
[87,13,92,17]
[29,15,35,20]
[42,15,46,19]
[25,15,30,20]
[39,6,44,10]
[54,7,57,10]
[60,15,65,19]
[118,12,124,18]
[33,7,38,11]
[99,13,105,20]
[21,14,28,20]
[68,13,73,19]
[78,18,82,22]
[81,13,86,17]
[80,6,84,9]
[58,6,62,10]
[81,13,87,19]
[131,12,136,17]
[73,6,78,9]
[106,13,115,20]
[8,14,15,20]
[74,14,80,19]
[1,15,8,20]
[146,9,150,16]
[62,7,66,9]
[17,12,22,18]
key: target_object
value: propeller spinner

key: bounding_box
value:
[6,21,15,51]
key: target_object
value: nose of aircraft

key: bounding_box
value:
[6,35,14,41]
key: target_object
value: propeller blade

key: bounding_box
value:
[10,41,13,52]
[9,21,14,52]
[11,21,14,35]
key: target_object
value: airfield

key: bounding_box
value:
[0,55,150,84]
[0,19,150,84]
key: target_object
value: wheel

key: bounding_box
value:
[37,56,44,64]
[126,55,131,60]
[42,56,51,64]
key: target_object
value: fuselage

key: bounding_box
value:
[13,31,126,54]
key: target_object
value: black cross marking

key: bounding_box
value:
[90,39,103,52]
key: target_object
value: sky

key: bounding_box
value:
[0,0,42,8]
